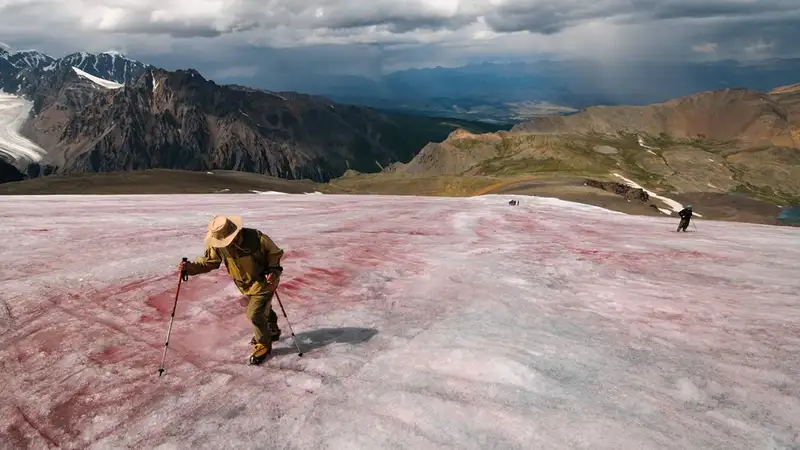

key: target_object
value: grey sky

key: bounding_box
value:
[1,0,798,81]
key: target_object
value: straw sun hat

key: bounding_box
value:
[204,215,243,248]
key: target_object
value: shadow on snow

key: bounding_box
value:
[272,327,378,356]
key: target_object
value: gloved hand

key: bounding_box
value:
[177,257,189,280]
[266,266,282,290]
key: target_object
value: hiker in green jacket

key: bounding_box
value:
[179,215,284,365]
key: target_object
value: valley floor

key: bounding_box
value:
[1,169,788,226]
[1,193,798,449]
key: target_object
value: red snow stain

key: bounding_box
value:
[563,246,725,275]
[502,215,543,234]
[360,228,444,236]
[44,368,186,445]
[284,267,349,292]
[278,277,310,291]
[24,327,68,356]
[284,249,310,259]
[575,226,604,237]
[310,267,346,278]
[145,292,176,314]
[320,224,361,234]
[114,273,174,297]
[93,346,127,364]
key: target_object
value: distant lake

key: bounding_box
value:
[777,206,800,224]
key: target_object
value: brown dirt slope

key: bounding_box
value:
[513,86,800,148]
[402,129,503,174]
[389,83,800,207]
[395,132,597,177]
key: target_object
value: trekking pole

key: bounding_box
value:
[692,221,698,232]
[158,257,189,377]
[274,290,303,356]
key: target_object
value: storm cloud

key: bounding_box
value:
[1,0,798,80]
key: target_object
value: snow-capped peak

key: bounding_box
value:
[0,46,56,72]
[5,50,55,70]
[72,66,124,89]
[57,52,150,84]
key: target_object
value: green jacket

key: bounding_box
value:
[185,227,284,296]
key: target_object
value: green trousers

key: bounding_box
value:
[246,291,280,345]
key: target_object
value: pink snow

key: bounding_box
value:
[0,193,799,449]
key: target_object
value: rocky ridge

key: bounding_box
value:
[389,84,800,206]
[1,46,487,182]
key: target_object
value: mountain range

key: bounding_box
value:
[1,44,799,227]
[0,46,501,183]
[274,59,800,123]
[0,49,149,94]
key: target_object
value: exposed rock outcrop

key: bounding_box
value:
[18,67,430,182]
[584,179,650,202]
[3,47,465,182]
[0,159,25,183]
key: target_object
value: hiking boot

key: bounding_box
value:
[248,341,272,365]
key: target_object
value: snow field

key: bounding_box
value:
[71,67,123,89]
[0,93,46,163]
[0,193,798,449]
[613,173,700,217]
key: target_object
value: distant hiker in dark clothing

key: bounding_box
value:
[509,200,518,206]
[677,205,693,232]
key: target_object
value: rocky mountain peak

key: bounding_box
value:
[7,50,55,70]
[0,44,56,72]
[11,58,434,183]
[50,52,150,84]
[1,48,150,94]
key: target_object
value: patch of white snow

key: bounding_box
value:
[250,190,288,195]
[613,173,702,217]
[638,135,659,151]
[72,67,123,90]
